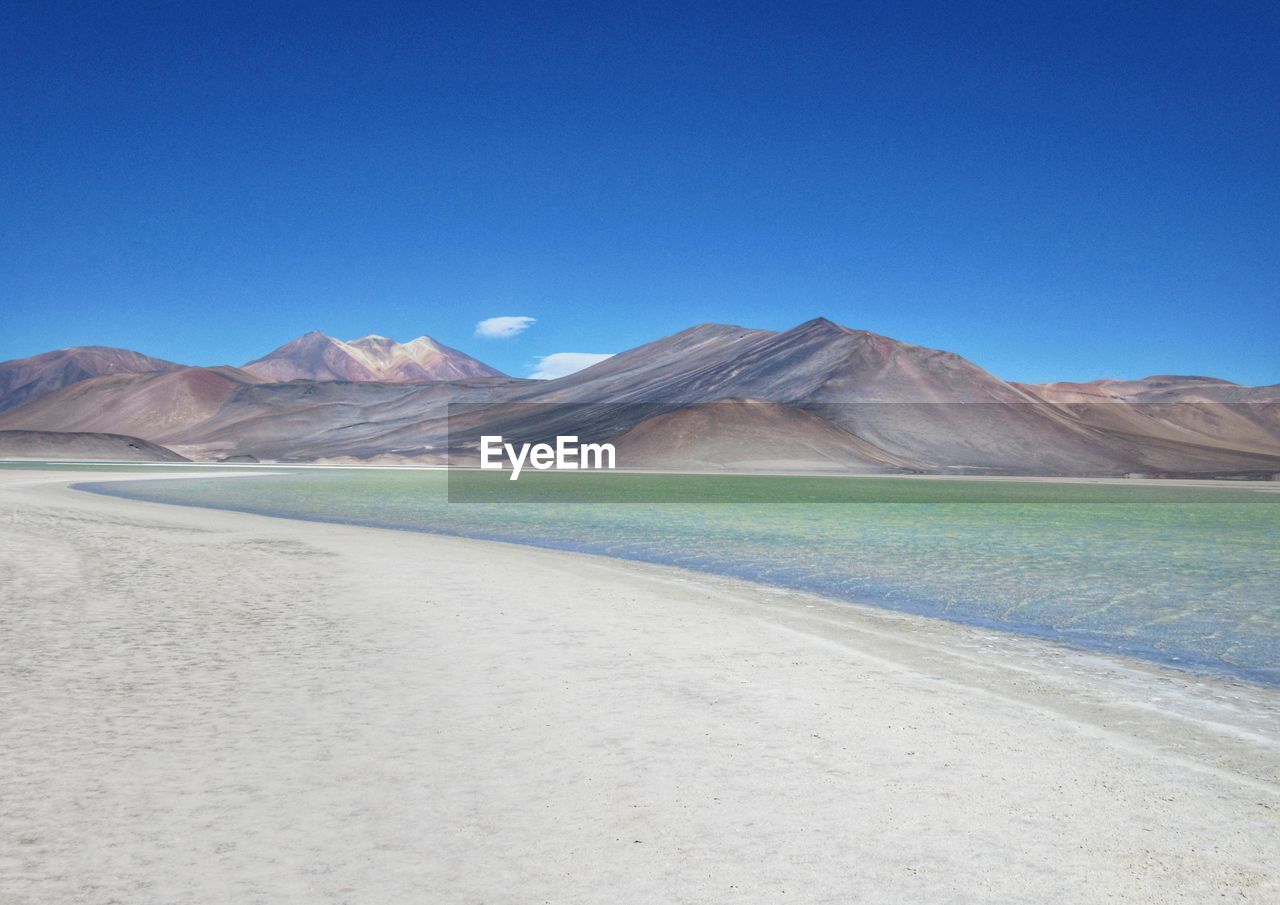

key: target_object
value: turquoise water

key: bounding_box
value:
[79,470,1280,685]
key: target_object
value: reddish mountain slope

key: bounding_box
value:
[1017,377,1280,457]
[0,346,183,412]
[609,399,912,472]
[0,367,262,444]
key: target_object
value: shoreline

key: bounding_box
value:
[77,471,1280,688]
[36,468,1280,728]
[5,456,1280,493]
[3,469,1278,901]
[21,469,1280,756]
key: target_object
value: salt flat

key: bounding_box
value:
[1,469,1278,904]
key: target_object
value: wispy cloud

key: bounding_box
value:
[529,352,613,380]
[474,316,536,339]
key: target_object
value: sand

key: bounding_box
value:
[1,468,1278,904]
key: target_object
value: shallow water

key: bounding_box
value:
[80,470,1280,685]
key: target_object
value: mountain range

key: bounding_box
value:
[0,332,504,416]
[1,319,1277,477]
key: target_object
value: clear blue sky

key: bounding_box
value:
[2,1,1276,383]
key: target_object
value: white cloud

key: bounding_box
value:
[528,352,614,380]
[475,315,536,339]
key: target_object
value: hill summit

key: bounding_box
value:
[242,332,505,382]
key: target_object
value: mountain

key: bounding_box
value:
[166,375,531,460]
[198,317,1280,474]
[608,399,912,473]
[516,318,1032,405]
[0,346,183,412]
[517,322,779,402]
[0,363,530,462]
[440,318,1104,472]
[0,429,189,462]
[1015,375,1248,404]
[438,318,1280,475]
[347,334,505,381]
[1016,376,1280,459]
[242,332,505,383]
[0,367,263,445]
[1,318,1276,476]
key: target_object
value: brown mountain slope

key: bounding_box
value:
[0,367,262,444]
[0,361,533,462]
[1016,377,1280,457]
[172,376,533,460]
[608,399,912,473]
[1016,375,1246,403]
[0,346,183,412]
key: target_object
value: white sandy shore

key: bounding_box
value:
[1,469,1278,904]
